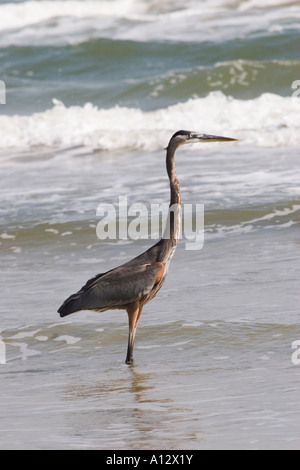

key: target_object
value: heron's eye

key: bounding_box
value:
[189,133,193,139]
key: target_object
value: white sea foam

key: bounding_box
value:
[0,0,299,45]
[245,205,300,224]
[0,92,299,152]
[0,0,298,31]
[237,0,298,11]
[0,233,16,239]
[0,0,141,32]
[53,335,81,344]
[10,330,40,339]
[10,341,41,360]
[205,204,300,239]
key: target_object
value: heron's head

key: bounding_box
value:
[168,130,237,148]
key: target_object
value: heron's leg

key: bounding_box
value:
[125,303,143,365]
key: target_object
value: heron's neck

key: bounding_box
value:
[163,142,181,254]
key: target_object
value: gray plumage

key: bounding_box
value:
[58,130,237,364]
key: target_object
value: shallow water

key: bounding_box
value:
[0,0,300,450]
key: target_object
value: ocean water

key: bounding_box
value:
[0,0,300,450]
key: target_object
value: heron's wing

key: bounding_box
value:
[58,262,164,317]
[122,241,162,267]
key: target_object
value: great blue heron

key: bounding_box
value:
[58,130,237,364]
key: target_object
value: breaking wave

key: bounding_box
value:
[0,92,299,151]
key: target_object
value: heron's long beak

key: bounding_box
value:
[192,133,238,143]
